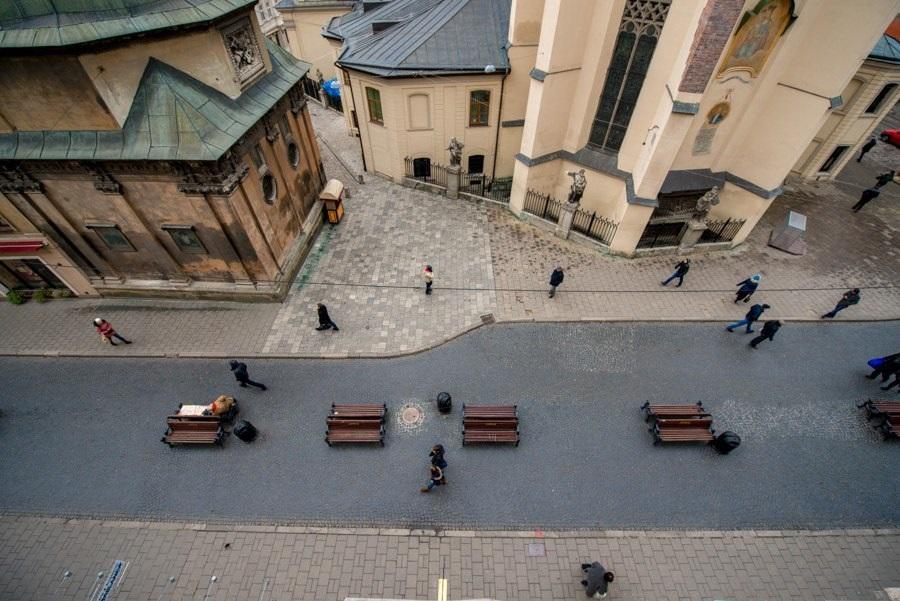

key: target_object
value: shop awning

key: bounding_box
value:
[0,240,44,254]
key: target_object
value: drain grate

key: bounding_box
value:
[397,402,425,431]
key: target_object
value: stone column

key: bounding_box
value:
[446,165,461,199]
[679,219,707,250]
[556,202,577,240]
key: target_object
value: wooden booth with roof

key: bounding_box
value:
[320,179,345,224]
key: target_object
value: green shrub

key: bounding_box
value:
[5,290,25,305]
[32,289,48,303]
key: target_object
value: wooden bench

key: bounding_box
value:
[161,416,224,447]
[641,401,710,422]
[463,404,519,446]
[326,403,386,446]
[858,399,900,421]
[652,418,715,445]
[877,415,900,440]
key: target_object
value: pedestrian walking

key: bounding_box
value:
[429,443,447,468]
[580,562,615,599]
[726,303,770,333]
[867,352,900,381]
[852,187,880,212]
[548,266,564,298]
[420,444,448,492]
[94,317,132,346]
[423,264,434,295]
[733,273,761,303]
[749,320,781,349]
[821,288,860,319]
[874,170,896,189]
[315,303,339,331]
[228,360,267,390]
[857,137,877,162]
[661,259,690,287]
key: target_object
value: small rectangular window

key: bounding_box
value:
[278,114,294,141]
[865,83,897,114]
[342,70,351,85]
[366,87,383,124]
[87,224,135,251]
[469,90,490,126]
[251,144,267,171]
[163,225,207,254]
[0,216,14,233]
[819,145,849,172]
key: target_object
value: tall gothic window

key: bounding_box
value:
[589,0,671,152]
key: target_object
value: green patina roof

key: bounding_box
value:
[0,41,311,161]
[0,0,257,48]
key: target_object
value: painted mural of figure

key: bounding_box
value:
[734,2,778,60]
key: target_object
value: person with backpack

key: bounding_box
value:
[821,288,860,319]
[580,562,615,598]
[661,258,690,287]
[726,303,770,334]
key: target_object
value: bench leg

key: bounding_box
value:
[325,436,332,447]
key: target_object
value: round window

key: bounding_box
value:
[262,174,277,203]
[288,142,300,167]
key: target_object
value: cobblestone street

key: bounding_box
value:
[0,102,897,358]
[1,516,898,601]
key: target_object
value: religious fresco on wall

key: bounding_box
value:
[693,98,732,156]
[717,0,795,79]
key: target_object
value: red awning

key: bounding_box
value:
[0,240,45,254]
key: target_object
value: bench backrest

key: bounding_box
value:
[656,418,713,429]
[327,419,382,430]
[167,419,220,432]
[465,421,518,431]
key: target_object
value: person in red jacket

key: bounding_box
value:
[94,318,132,346]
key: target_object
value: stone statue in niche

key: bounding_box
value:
[567,169,587,205]
[221,18,264,84]
[447,137,463,167]
[692,187,720,221]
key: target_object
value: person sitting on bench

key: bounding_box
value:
[580,562,614,599]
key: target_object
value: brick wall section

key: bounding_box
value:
[679,0,745,94]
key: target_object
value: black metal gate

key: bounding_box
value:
[636,222,685,249]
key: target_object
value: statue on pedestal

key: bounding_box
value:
[446,137,463,168]
[692,186,720,221]
[567,169,587,205]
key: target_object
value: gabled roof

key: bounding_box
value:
[329,0,511,78]
[0,0,256,48]
[869,32,900,65]
[0,41,310,161]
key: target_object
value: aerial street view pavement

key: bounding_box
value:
[1,0,900,600]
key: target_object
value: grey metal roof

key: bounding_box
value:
[0,41,310,161]
[0,0,256,48]
[275,0,355,10]
[329,0,511,77]
[869,33,900,65]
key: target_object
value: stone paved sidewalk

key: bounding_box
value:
[2,516,899,601]
[0,103,896,358]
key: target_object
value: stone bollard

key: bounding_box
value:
[556,201,578,239]
[447,165,461,199]
[679,219,707,249]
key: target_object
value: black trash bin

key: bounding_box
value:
[713,431,740,454]
[233,419,258,443]
[436,392,452,414]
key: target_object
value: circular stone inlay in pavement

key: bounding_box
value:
[397,402,425,431]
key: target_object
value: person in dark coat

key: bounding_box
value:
[726,303,770,333]
[821,288,860,318]
[229,360,267,390]
[734,274,761,303]
[661,259,690,287]
[548,267,565,298]
[580,562,615,598]
[749,320,781,349]
[867,353,900,381]
[857,137,877,162]
[852,188,880,212]
[874,170,896,189]
[315,303,339,331]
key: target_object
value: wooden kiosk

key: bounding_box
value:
[320,179,345,224]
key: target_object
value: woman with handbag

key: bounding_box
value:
[421,444,447,492]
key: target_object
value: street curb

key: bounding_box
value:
[0,318,897,360]
[1,515,897,539]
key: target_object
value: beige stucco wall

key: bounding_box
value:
[348,71,506,181]
[282,6,351,81]
[793,60,900,179]
[80,13,272,126]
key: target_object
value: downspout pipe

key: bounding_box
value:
[491,69,509,181]
[339,65,368,173]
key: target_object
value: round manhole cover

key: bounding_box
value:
[397,402,425,431]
